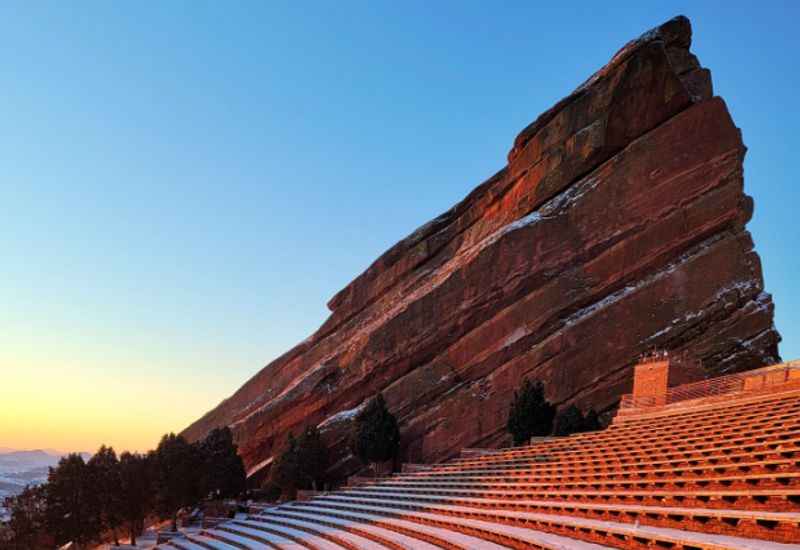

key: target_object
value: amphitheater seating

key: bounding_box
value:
[159,362,800,549]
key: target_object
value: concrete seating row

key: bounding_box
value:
[439,428,800,473]
[457,392,800,449]
[289,496,798,549]
[324,490,800,542]
[398,435,800,482]
[442,393,800,466]
[445,415,800,468]
[382,456,800,485]
[158,373,800,548]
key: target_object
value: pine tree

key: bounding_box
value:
[87,445,123,545]
[4,485,47,550]
[552,405,603,437]
[553,404,585,436]
[270,426,329,497]
[582,408,602,432]
[295,426,328,491]
[198,427,246,499]
[270,433,301,498]
[0,520,11,549]
[118,451,154,546]
[154,433,203,530]
[351,394,401,470]
[506,379,556,445]
[45,453,99,547]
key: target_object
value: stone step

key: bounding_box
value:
[185,533,242,550]
[291,501,607,550]
[264,506,441,550]
[241,513,385,550]
[321,492,800,543]
[446,427,800,468]
[216,523,304,549]
[384,457,799,485]
[399,442,800,478]
[225,519,347,550]
[302,496,799,550]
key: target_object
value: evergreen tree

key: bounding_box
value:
[582,408,602,432]
[45,453,99,547]
[118,451,154,546]
[4,485,47,550]
[270,433,301,498]
[271,426,329,497]
[553,404,584,436]
[506,379,556,445]
[198,427,246,499]
[0,520,11,549]
[87,445,123,545]
[295,425,328,491]
[553,405,603,436]
[351,394,400,468]
[154,433,203,530]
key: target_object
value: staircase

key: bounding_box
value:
[158,361,800,549]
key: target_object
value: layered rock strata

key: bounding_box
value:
[183,16,780,478]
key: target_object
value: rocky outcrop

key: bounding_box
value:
[183,16,780,479]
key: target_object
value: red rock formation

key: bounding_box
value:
[183,16,780,479]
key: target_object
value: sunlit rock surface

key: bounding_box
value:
[183,16,780,479]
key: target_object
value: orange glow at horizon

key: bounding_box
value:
[0,355,233,454]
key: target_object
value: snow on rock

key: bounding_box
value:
[318,402,366,431]
[182,15,780,478]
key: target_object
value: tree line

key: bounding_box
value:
[507,378,602,445]
[1,427,245,549]
[2,380,599,548]
[269,393,401,499]
[268,382,600,499]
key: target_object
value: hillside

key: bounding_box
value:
[183,15,781,479]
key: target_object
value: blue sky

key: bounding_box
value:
[1,1,798,452]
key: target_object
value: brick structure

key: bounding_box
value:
[631,354,670,407]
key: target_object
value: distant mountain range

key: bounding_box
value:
[0,448,88,458]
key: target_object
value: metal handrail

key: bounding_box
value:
[619,361,800,410]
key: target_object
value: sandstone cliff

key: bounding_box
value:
[183,16,781,478]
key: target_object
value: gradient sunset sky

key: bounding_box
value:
[2,1,799,454]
